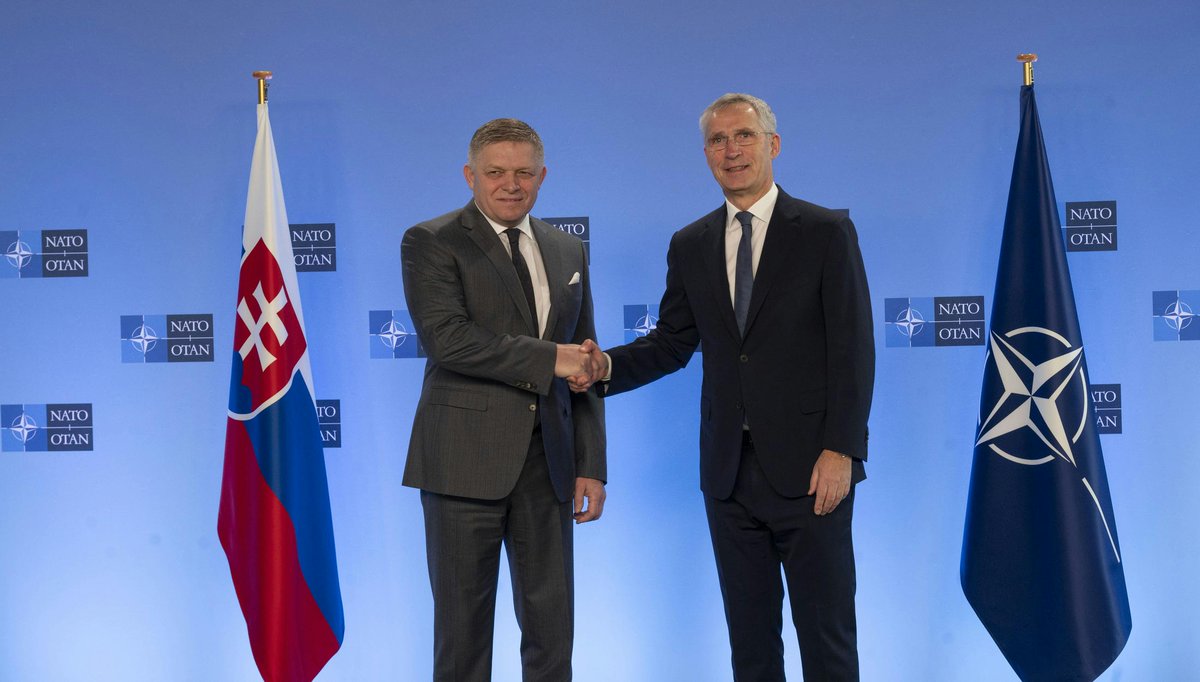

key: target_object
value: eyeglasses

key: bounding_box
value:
[705,130,773,151]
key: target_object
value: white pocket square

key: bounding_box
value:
[568,272,581,285]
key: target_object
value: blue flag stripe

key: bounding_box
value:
[237,360,346,642]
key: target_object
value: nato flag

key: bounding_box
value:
[961,85,1132,681]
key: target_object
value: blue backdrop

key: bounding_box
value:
[2,1,1197,679]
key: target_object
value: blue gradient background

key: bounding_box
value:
[2,0,1198,679]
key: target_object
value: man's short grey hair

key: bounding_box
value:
[468,118,544,167]
[699,93,778,138]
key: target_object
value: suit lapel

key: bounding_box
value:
[531,218,564,341]
[700,206,742,342]
[461,202,539,335]
[743,189,802,337]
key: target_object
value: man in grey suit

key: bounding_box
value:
[401,118,606,681]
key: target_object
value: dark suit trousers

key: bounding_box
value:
[704,435,858,682]
[421,432,574,682]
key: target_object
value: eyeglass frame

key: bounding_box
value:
[704,129,776,151]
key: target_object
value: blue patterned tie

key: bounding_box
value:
[734,211,754,335]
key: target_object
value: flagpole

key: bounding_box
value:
[1017,53,1037,86]
[252,70,272,104]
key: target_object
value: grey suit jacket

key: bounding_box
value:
[400,201,606,502]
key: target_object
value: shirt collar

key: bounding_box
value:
[725,183,780,232]
[476,201,534,240]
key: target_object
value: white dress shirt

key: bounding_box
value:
[723,183,779,307]
[601,185,780,383]
[478,204,551,337]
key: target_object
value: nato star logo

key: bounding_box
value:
[1162,299,1194,332]
[976,326,1120,561]
[1153,290,1200,341]
[894,306,925,339]
[121,315,169,363]
[369,310,425,358]
[884,297,934,347]
[977,328,1086,466]
[9,411,38,444]
[131,324,159,354]
[2,404,48,451]
[623,304,660,343]
[378,319,413,351]
[631,312,657,337]
[5,239,33,270]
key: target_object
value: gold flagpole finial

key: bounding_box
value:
[252,71,273,104]
[1017,54,1037,86]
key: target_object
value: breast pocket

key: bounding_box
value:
[556,280,584,331]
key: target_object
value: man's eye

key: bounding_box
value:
[709,135,728,147]
[735,131,755,142]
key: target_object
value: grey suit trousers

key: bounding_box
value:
[421,432,574,682]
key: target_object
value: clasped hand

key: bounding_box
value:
[554,340,608,392]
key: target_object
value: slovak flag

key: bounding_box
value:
[218,100,344,682]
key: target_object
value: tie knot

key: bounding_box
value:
[504,227,522,247]
[735,211,754,231]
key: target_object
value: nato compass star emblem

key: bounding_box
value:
[8,412,38,444]
[631,312,658,337]
[5,239,33,270]
[378,319,413,350]
[976,326,1121,561]
[1162,298,1195,332]
[130,324,159,355]
[894,306,925,338]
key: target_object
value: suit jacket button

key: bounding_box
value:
[528,404,537,412]
[739,354,749,363]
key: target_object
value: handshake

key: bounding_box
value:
[554,340,609,393]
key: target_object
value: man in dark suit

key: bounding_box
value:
[401,118,606,681]
[580,93,874,680]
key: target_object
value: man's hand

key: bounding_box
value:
[555,343,592,378]
[808,449,852,516]
[567,339,609,393]
[573,477,606,523]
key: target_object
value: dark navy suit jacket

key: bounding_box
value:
[604,187,873,499]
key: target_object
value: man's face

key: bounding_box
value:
[464,141,547,227]
[703,104,780,207]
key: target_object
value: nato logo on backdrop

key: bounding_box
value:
[543,217,590,263]
[1,229,89,278]
[369,310,425,358]
[290,223,337,272]
[1091,383,1122,435]
[1064,201,1117,252]
[316,399,340,448]
[120,314,215,362]
[2,403,93,451]
[1152,290,1200,341]
[884,296,985,347]
[624,304,659,343]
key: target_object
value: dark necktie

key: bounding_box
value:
[504,228,539,334]
[734,211,754,335]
